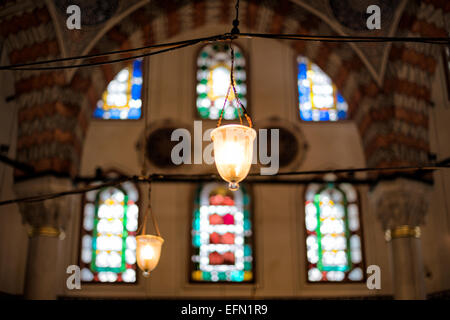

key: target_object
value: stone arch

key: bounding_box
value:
[352,0,448,169]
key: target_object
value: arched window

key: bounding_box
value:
[93,59,143,119]
[297,56,348,121]
[79,180,140,283]
[190,183,253,283]
[196,44,247,120]
[304,182,364,282]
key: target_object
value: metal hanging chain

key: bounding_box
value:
[231,0,240,35]
[136,202,148,235]
[217,0,252,128]
[138,56,161,238]
[216,40,253,128]
[136,178,161,237]
[147,179,161,237]
[217,83,232,127]
[137,54,150,236]
[229,42,252,127]
[236,100,243,126]
[230,0,251,126]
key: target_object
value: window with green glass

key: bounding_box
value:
[304,182,364,282]
[190,183,253,283]
[196,44,247,120]
[79,180,139,283]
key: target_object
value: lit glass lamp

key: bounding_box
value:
[211,124,256,191]
[136,234,164,277]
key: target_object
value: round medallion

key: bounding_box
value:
[265,127,299,168]
[146,127,179,168]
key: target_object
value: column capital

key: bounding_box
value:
[371,178,431,232]
[14,176,74,237]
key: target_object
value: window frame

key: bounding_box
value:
[302,180,367,284]
[193,42,251,123]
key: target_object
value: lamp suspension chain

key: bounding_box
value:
[137,55,161,238]
[138,54,150,236]
[217,0,252,128]
[148,179,161,237]
[229,42,252,127]
[232,0,240,35]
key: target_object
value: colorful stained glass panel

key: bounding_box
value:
[93,59,143,119]
[80,181,139,283]
[297,56,348,121]
[305,182,364,282]
[196,44,247,120]
[191,183,253,282]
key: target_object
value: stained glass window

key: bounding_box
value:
[297,56,348,121]
[196,44,247,120]
[190,183,253,283]
[80,181,139,283]
[304,182,364,282]
[93,59,143,119]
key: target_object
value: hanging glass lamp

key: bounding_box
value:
[211,124,256,191]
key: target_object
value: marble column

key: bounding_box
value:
[372,178,431,300]
[14,176,72,300]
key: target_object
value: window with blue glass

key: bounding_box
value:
[297,56,348,121]
[93,59,143,119]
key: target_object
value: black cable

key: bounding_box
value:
[0,176,130,206]
[5,39,205,71]
[1,163,448,207]
[250,164,447,177]
[231,0,240,34]
[241,33,450,44]
[0,34,227,71]
[0,33,448,71]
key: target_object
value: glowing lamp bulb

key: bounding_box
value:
[136,235,164,278]
[211,124,256,191]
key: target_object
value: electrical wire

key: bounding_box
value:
[0,163,448,207]
[0,34,228,71]
[240,33,450,45]
[0,176,131,206]
[4,39,205,71]
[0,33,447,71]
